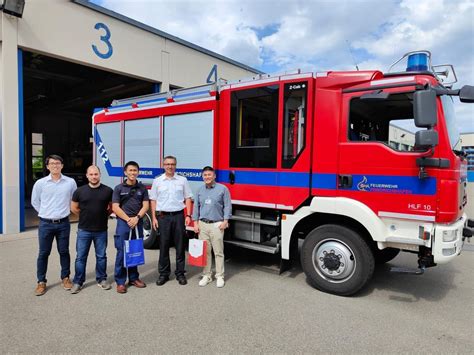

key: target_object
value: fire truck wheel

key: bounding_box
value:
[301,225,374,296]
[373,247,400,264]
[142,212,159,249]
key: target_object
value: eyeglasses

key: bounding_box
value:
[48,162,62,166]
[164,163,176,166]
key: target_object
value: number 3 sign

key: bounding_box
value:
[92,22,113,59]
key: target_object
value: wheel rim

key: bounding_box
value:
[141,214,152,241]
[312,239,356,283]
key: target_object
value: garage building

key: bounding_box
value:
[0,0,260,234]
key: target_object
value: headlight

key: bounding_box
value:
[442,230,457,242]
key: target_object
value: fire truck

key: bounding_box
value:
[93,51,473,295]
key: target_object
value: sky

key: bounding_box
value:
[92,0,473,134]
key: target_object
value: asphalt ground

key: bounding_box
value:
[0,220,473,354]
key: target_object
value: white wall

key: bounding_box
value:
[17,0,256,88]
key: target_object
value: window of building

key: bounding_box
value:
[32,133,44,181]
[230,85,279,168]
[463,146,474,171]
[348,92,423,151]
[282,82,307,168]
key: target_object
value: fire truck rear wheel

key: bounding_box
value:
[142,212,159,249]
[373,247,400,264]
[301,224,375,296]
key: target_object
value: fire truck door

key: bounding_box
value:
[225,80,312,210]
[338,90,437,220]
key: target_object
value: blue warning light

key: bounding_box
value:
[406,53,429,72]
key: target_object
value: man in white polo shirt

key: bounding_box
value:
[31,154,77,296]
[150,156,193,286]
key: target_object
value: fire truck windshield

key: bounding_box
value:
[441,95,461,150]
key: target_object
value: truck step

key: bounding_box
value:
[224,240,279,254]
[390,266,425,275]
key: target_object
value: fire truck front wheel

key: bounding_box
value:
[142,212,159,249]
[301,225,375,296]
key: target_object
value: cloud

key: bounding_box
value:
[94,0,473,132]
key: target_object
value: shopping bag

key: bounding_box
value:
[124,227,145,267]
[188,238,207,267]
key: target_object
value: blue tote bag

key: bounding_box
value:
[124,227,145,267]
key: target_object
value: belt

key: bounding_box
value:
[156,210,183,216]
[40,217,69,224]
[200,218,222,224]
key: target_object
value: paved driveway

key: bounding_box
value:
[1,220,473,353]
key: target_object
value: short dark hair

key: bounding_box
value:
[124,161,139,170]
[45,155,63,165]
[163,155,177,163]
[202,166,214,173]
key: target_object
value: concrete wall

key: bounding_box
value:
[0,0,259,234]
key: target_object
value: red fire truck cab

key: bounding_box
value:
[93,51,473,295]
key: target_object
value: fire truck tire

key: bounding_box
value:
[142,212,159,249]
[301,224,374,296]
[373,247,400,264]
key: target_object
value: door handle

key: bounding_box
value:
[229,170,235,185]
[338,175,353,188]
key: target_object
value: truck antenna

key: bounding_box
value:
[346,40,359,71]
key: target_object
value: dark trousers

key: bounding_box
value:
[114,218,143,285]
[37,219,71,283]
[158,212,185,278]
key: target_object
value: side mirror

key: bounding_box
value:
[459,85,474,103]
[415,129,438,149]
[414,90,437,127]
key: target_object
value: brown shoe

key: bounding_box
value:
[129,279,146,288]
[35,282,47,296]
[116,284,127,294]
[62,277,73,290]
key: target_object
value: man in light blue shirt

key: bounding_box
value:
[31,155,77,296]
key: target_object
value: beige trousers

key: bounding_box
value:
[198,221,225,278]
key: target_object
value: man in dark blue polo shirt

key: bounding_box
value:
[112,161,149,294]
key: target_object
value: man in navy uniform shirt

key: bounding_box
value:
[112,161,149,294]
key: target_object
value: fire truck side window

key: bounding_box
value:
[349,92,426,152]
[282,82,307,168]
[230,85,279,168]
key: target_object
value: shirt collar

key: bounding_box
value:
[163,173,178,180]
[46,174,64,181]
[123,179,139,187]
[205,182,216,189]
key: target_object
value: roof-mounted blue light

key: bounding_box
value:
[406,53,429,72]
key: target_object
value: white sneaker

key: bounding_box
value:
[216,276,225,288]
[199,275,212,287]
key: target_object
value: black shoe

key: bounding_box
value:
[177,276,187,285]
[156,276,169,286]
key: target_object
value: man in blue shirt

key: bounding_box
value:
[31,155,77,296]
[192,166,231,288]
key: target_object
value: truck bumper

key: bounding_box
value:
[433,213,467,264]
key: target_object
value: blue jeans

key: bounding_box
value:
[73,229,108,286]
[37,220,71,283]
[114,218,143,285]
